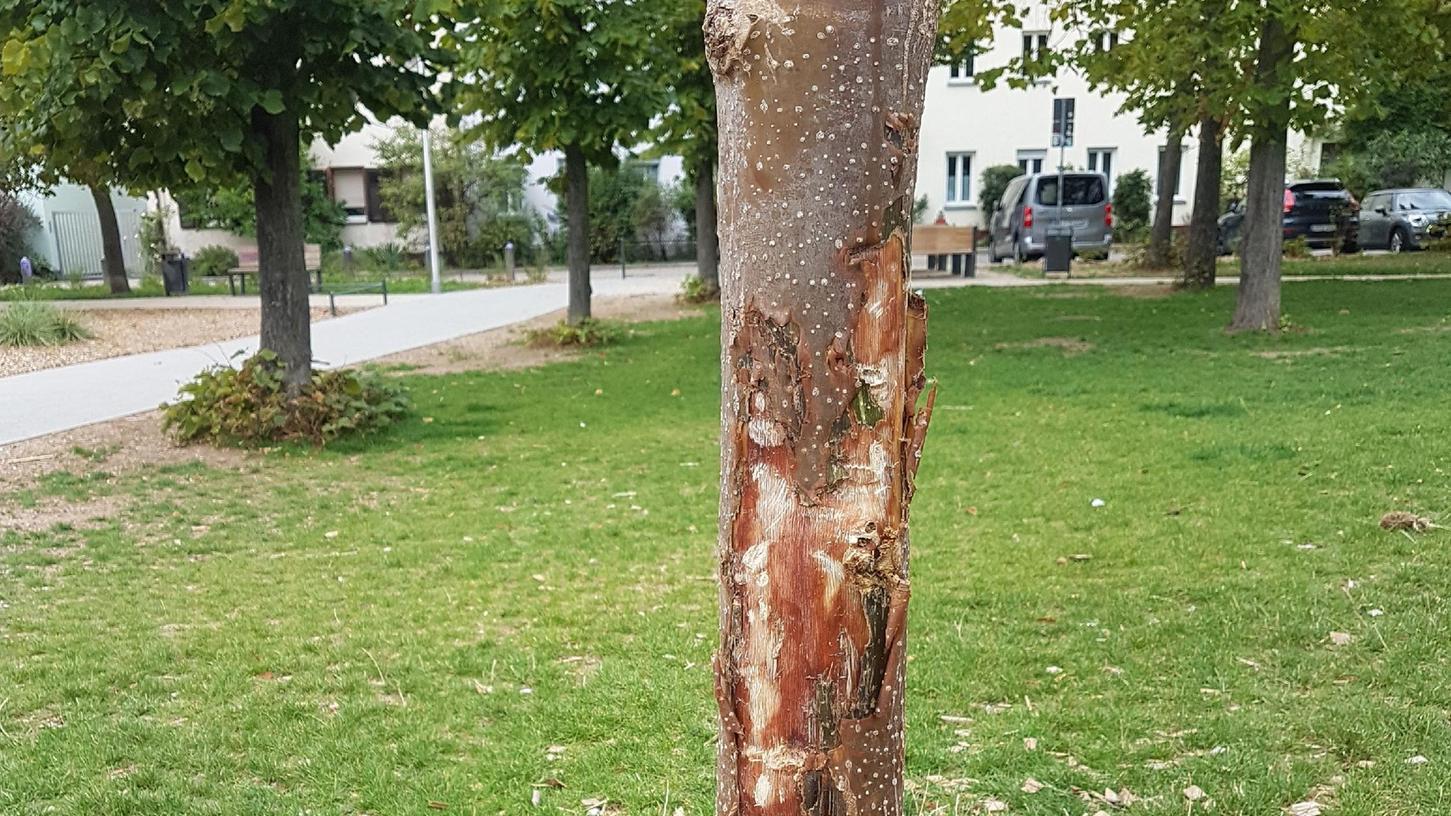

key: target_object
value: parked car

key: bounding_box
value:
[988,172,1113,263]
[1217,179,1359,254]
[1358,187,1451,252]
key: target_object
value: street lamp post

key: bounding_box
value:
[422,127,443,294]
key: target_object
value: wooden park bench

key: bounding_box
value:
[913,225,979,277]
[321,279,389,316]
[224,243,324,295]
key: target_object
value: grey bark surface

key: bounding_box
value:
[1183,115,1223,289]
[564,143,592,325]
[707,0,940,812]
[1147,127,1185,269]
[252,107,313,388]
[1231,16,1296,332]
[695,159,720,295]
[89,185,130,295]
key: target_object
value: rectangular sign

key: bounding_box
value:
[1052,97,1076,148]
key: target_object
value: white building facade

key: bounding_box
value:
[915,5,1195,230]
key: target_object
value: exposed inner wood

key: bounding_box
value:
[709,0,939,812]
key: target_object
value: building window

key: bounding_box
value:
[946,152,973,204]
[1087,148,1116,190]
[1022,31,1050,63]
[1093,30,1120,52]
[947,54,975,81]
[1016,149,1046,175]
[1158,145,1184,197]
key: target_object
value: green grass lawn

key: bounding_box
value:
[4,280,1451,814]
[1003,249,1451,280]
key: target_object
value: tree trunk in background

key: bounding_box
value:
[89,185,130,295]
[695,158,720,296]
[252,107,313,389]
[707,0,939,812]
[1182,115,1224,290]
[1231,16,1296,332]
[1147,126,1185,268]
[564,143,592,325]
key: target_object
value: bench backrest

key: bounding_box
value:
[232,243,323,273]
[912,225,977,254]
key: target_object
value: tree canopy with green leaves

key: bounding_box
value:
[449,0,674,323]
[0,0,454,384]
[375,126,545,269]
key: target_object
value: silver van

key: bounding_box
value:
[988,172,1114,263]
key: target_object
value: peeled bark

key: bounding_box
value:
[564,143,592,325]
[1147,126,1185,269]
[695,158,721,296]
[89,185,130,295]
[252,107,313,388]
[1231,17,1296,332]
[708,0,939,813]
[1182,115,1224,290]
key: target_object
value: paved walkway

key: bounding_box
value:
[0,275,675,447]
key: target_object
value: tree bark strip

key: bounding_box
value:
[252,107,313,388]
[696,157,721,296]
[1147,125,1185,269]
[1231,16,1296,332]
[89,185,130,295]
[1182,114,1223,289]
[707,0,939,812]
[564,143,592,325]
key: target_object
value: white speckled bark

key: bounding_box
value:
[708,0,939,812]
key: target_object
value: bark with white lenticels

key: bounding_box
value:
[707,0,939,812]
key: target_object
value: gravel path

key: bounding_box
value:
[0,308,342,378]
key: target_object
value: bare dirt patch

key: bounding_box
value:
[0,307,346,378]
[1251,347,1352,362]
[0,410,249,533]
[1109,284,1178,300]
[994,336,1095,354]
[377,294,704,375]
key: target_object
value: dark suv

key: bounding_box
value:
[1218,179,1359,254]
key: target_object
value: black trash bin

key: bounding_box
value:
[1044,227,1073,275]
[161,253,189,296]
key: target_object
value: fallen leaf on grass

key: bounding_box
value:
[1021,778,1043,794]
[1286,801,1321,816]
[1380,511,1435,533]
[1183,785,1206,802]
[1406,755,1429,766]
[981,798,1008,813]
[1328,631,1354,647]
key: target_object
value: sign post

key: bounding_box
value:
[1048,98,1076,275]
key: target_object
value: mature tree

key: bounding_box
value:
[452,0,672,324]
[374,126,544,268]
[654,0,721,294]
[708,0,939,810]
[1045,0,1247,281]
[0,130,134,294]
[1228,1,1443,330]
[1183,114,1226,287]
[0,1,452,386]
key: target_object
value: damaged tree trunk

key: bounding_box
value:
[707,0,939,812]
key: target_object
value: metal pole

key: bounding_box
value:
[422,127,443,294]
[620,238,627,279]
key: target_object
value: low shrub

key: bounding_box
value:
[525,318,622,348]
[1282,236,1311,259]
[163,351,410,447]
[0,302,92,347]
[361,243,413,273]
[679,274,720,304]
[191,245,240,278]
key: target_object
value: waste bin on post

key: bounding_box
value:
[1044,227,1073,276]
[161,252,189,296]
